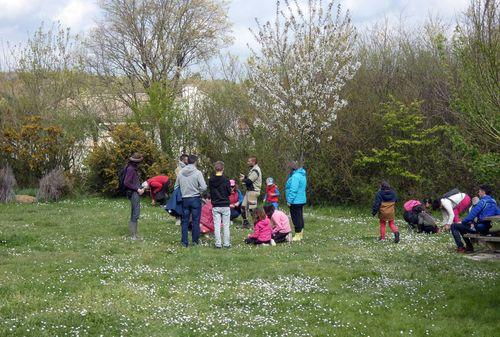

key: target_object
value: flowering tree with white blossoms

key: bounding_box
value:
[248,0,360,162]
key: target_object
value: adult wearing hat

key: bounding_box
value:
[124,153,145,240]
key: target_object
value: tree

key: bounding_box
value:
[354,97,443,198]
[86,0,233,153]
[248,0,360,162]
[85,124,170,197]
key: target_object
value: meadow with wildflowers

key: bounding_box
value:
[0,198,498,337]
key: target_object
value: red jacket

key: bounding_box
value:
[265,184,280,203]
[248,218,272,242]
[200,200,214,233]
[147,175,169,200]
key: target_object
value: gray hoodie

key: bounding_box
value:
[174,164,207,198]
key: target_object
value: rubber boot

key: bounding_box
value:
[394,231,400,243]
[129,222,138,240]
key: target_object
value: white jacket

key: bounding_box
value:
[440,193,466,225]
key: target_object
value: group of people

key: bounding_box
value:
[123,152,498,253]
[372,181,499,253]
[122,153,307,248]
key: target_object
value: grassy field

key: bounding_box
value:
[0,198,498,337]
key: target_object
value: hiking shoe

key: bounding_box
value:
[465,246,474,253]
[456,247,466,254]
[394,232,400,243]
[270,239,276,246]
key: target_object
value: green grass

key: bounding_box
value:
[0,198,498,337]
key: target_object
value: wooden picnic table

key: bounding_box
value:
[464,215,500,252]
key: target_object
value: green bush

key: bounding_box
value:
[85,124,170,197]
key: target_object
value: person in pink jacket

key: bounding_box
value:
[264,204,292,244]
[245,208,272,245]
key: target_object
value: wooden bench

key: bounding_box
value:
[464,216,500,252]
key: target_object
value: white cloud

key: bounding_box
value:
[0,0,39,20]
[53,0,98,31]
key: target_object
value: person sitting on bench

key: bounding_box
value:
[451,185,500,253]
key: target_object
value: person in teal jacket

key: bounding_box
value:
[285,161,307,241]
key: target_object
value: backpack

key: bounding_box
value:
[403,200,421,212]
[442,188,460,199]
[118,165,128,195]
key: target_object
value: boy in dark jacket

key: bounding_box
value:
[209,161,232,248]
[372,181,400,243]
[124,153,145,240]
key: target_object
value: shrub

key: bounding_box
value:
[85,123,170,197]
[1,115,70,186]
[36,168,72,202]
[0,165,17,203]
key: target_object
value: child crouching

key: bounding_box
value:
[264,204,291,244]
[245,208,272,245]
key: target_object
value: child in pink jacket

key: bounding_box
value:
[245,208,272,245]
[264,204,292,244]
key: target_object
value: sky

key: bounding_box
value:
[0,0,470,61]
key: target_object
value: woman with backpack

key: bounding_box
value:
[432,188,471,231]
[122,153,146,240]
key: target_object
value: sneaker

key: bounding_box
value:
[378,237,386,241]
[286,233,293,242]
[456,247,466,254]
[215,245,222,249]
[261,243,270,246]
[270,239,276,246]
[175,219,181,226]
[223,245,231,249]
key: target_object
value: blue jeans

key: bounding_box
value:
[181,197,202,247]
[451,221,491,248]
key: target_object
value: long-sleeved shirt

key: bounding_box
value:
[462,195,499,225]
[440,193,467,225]
[147,175,169,200]
[124,163,140,192]
[248,218,272,242]
[270,210,291,234]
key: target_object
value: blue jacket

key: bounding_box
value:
[165,187,183,217]
[372,188,398,216]
[285,168,307,205]
[462,195,499,225]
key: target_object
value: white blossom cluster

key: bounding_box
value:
[248,0,360,157]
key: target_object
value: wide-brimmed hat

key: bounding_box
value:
[129,153,144,162]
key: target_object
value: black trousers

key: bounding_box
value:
[289,204,305,233]
[272,232,290,243]
[245,237,271,245]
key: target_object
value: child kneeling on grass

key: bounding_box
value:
[245,208,272,245]
[264,204,291,245]
[372,181,400,243]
